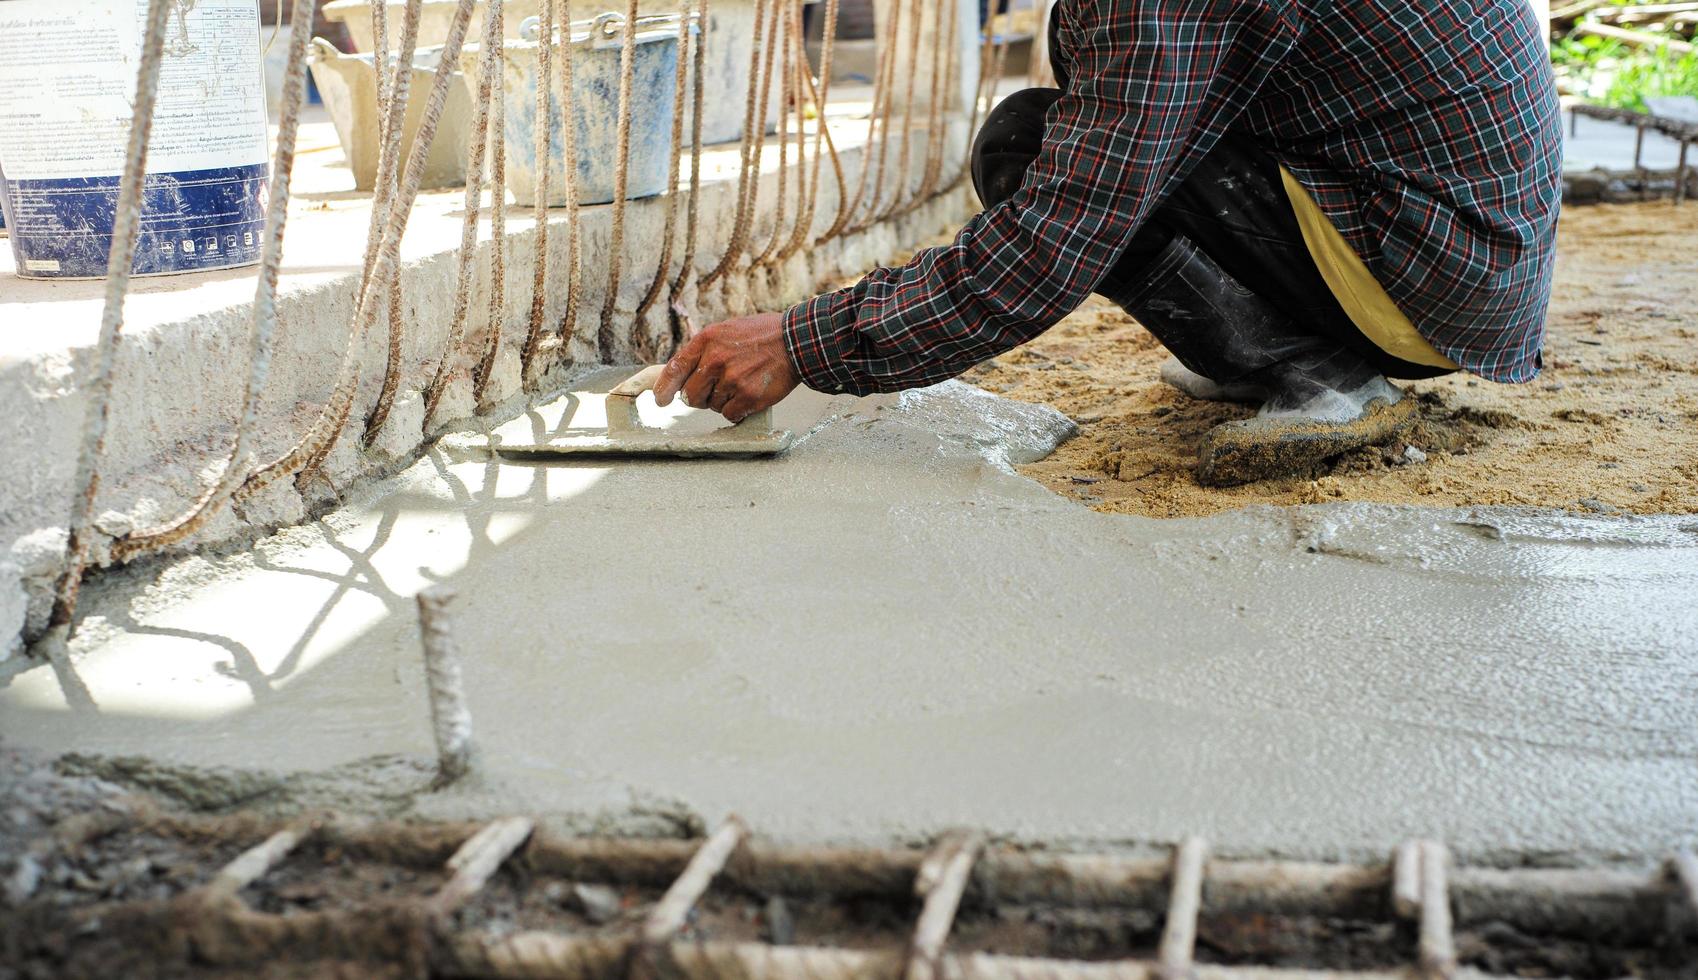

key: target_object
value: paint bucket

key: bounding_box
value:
[309,39,476,192]
[0,0,269,280]
[465,11,686,207]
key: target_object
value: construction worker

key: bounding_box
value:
[655,0,1561,485]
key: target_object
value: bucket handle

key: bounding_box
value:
[518,11,691,45]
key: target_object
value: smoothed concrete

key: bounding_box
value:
[0,94,978,657]
[2,377,1694,863]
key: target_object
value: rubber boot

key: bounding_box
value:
[1098,235,1415,486]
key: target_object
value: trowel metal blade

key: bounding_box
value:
[439,385,795,460]
[478,427,794,459]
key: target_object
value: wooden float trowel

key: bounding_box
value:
[447,365,795,459]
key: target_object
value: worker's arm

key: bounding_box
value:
[657,0,1301,417]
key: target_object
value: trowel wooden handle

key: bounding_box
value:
[607,365,667,399]
[605,365,773,429]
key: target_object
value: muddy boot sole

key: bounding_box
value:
[1195,397,1418,487]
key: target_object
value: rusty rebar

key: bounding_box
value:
[111,0,318,562]
[667,0,710,340]
[781,0,844,259]
[632,0,696,342]
[520,0,557,381]
[240,0,478,500]
[749,0,799,270]
[597,0,647,361]
[905,831,983,980]
[45,0,174,640]
[551,0,584,357]
[1391,839,1421,919]
[432,817,536,914]
[424,0,507,426]
[354,0,424,449]
[92,809,1698,950]
[642,817,750,945]
[698,0,776,290]
[204,824,314,900]
[473,5,509,408]
[416,585,474,784]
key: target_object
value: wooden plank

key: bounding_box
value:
[1573,21,1696,54]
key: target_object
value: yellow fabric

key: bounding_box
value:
[1278,167,1459,370]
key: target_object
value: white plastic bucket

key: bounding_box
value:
[330,0,762,145]
[309,39,476,192]
[0,0,270,280]
[464,11,685,207]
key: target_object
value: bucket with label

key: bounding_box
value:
[0,0,270,280]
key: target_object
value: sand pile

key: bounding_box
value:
[964,201,1698,518]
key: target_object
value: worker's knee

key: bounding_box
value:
[971,87,1064,209]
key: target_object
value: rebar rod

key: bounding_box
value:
[352,0,424,448]
[597,0,645,360]
[1157,837,1207,980]
[110,0,319,562]
[239,0,478,499]
[1417,841,1457,980]
[642,817,750,945]
[45,0,175,640]
[632,0,696,344]
[668,0,710,309]
[236,0,429,499]
[416,585,474,784]
[1391,839,1421,919]
[204,825,313,899]
[474,6,509,407]
[552,0,584,358]
[433,817,536,913]
[905,832,983,980]
[699,0,777,289]
[750,0,798,269]
[781,0,842,258]
[120,810,1693,944]
[425,0,507,425]
[520,0,557,380]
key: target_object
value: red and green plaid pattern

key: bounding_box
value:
[784,0,1561,392]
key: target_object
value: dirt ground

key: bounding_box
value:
[958,201,1698,518]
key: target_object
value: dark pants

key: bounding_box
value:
[969,86,1453,381]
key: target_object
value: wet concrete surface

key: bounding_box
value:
[2,376,1695,863]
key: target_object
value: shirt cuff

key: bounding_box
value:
[782,290,865,395]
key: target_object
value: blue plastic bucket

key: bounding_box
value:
[0,0,270,280]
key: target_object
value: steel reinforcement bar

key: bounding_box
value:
[40,806,1698,978]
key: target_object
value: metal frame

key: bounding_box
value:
[25,808,1698,978]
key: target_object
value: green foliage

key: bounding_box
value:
[1551,6,1698,112]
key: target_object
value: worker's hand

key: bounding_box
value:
[653,312,800,422]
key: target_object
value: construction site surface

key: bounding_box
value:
[3,0,1698,976]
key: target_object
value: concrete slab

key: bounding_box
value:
[1564,110,1690,173]
[3,378,1694,864]
[0,92,979,657]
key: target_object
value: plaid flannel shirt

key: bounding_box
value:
[783,0,1562,392]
